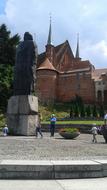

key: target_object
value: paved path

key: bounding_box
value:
[0,178,107,190]
[0,133,107,188]
[0,133,107,160]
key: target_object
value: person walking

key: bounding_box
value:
[91,123,97,143]
[35,113,43,138]
[50,114,56,137]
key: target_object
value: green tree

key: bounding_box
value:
[74,104,80,117]
[80,104,85,118]
[0,24,20,111]
[86,105,91,117]
[0,64,13,110]
[99,105,104,118]
[92,105,97,118]
[0,24,20,66]
[70,105,74,118]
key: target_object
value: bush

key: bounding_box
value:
[59,127,80,139]
[59,128,79,133]
[0,113,6,131]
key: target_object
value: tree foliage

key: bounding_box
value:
[92,105,97,117]
[99,105,104,118]
[0,24,20,111]
[70,95,105,118]
[86,105,91,117]
[0,24,20,66]
[80,104,85,117]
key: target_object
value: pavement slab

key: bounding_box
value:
[0,133,107,160]
[0,178,107,190]
[0,133,107,180]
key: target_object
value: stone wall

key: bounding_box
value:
[41,123,93,134]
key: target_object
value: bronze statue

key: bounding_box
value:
[14,32,38,95]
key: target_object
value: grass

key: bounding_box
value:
[42,120,104,125]
[0,103,105,131]
[39,104,104,125]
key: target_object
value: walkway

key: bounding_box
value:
[0,133,107,160]
[0,133,107,189]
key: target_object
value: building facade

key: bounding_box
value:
[36,22,107,105]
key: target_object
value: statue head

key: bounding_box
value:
[24,32,33,41]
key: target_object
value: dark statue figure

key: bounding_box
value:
[14,32,38,95]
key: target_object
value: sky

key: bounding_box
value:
[0,0,107,69]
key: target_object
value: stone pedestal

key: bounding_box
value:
[7,95,38,135]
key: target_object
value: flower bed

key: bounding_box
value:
[59,128,80,139]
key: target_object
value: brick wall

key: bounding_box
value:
[56,71,95,103]
[37,70,57,103]
[37,68,95,104]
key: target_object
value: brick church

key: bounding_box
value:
[36,21,107,105]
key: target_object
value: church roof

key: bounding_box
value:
[37,40,74,68]
[37,58,56,71]
[92,68,107,80]
[55,40,74,58]
[67,60,93,71]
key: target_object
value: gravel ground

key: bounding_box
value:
[0,133,107,160]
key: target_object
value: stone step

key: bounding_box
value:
[0,160,107,179]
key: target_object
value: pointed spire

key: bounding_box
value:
[47,14,52,45]
[75,33,79,58]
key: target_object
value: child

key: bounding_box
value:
[3,124,9,136]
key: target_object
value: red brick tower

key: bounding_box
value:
[37,18,57,104]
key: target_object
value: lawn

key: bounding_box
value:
[42,120,104,125]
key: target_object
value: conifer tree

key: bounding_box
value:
[70,105,74,118]
[0,24,20,111]
[92,105,97,118]
[74,104,80,117]
[99,105,104,118]
[86,105,91,117]
[80,104,85,118]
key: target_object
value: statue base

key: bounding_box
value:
[7,95,38,136]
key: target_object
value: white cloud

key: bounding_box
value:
[0,0,107,68]
[81,40,107,68]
